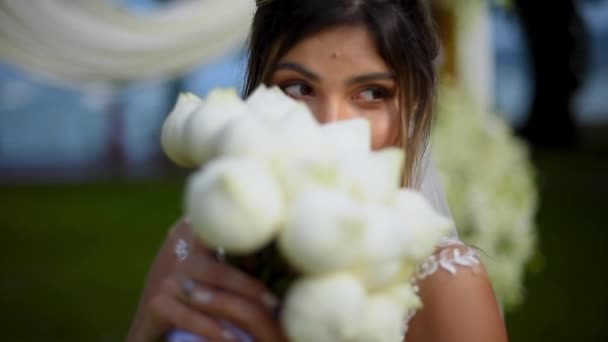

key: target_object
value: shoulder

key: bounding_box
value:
[406,243,508,342]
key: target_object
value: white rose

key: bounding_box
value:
[185,89,250,165]
[282,273,367,342]
[186,157,285,254]
[338,148,405,203]
[279,188,366,274]
[160,93,203,167]
[393,189,454,260]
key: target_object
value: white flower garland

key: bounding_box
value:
[432,82,539,309]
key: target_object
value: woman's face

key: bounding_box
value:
[269,25,401,150]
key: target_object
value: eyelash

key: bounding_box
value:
[280,81,314,98]
[355,87,393,102]
[278,80,394,102]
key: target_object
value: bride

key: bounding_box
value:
[127,0,508,341]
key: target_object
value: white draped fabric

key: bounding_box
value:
[0,0,255,83]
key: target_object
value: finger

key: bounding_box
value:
[185,283,287,342]
[175,221,220,262]
[181,220,226,262]
[149,293,237,342]
[182,255,279,311]
[163,277,282,341]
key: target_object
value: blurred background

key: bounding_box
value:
[0,0,606,341]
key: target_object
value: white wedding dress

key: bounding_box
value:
[168,149,480,342]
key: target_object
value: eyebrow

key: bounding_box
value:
[275,62,320,81]
[347,72,395,85]
[274,62,395,85]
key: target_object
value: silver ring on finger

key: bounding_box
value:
[175,238,189,262]
[181,278,196,301]
[214,247,226,262]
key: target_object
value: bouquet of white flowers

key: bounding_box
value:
[161,85,453,342]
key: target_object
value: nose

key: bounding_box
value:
[312,95,355,124]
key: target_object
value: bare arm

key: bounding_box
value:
[406,245,508,342]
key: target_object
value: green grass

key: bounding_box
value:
[0,147,606,341]
[505,147,608,342]
[0,180,185,341]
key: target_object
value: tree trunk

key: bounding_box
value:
[513,0,589,147]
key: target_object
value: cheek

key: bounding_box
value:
[369,107,401,150]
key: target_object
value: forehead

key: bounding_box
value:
[278,24,390,74]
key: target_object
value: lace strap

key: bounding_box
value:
[403,242,482,340]
[413,243,481,283]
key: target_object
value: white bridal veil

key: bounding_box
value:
[418,147,459,239]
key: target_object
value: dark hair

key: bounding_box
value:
[244,0,439,187]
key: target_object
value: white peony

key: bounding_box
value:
[269,106,336,199]
[356,284,421,341]
[248,85,330,165]
[355,205,411,289]
[186,157,285,254]
[272,103,327,162]
[393,189,454,260]
[279,188,367,274]
[282,273,367,342]
[337,148,405,204]
[356,293,408,342]
[360,205,406,261]
[160,93,203,168]
[278,155,341,201]
[185,89,250,165]
[321,118,371,155]
[167,84,455,341]
[356,259,405,291]
[385,282,421,309]
[215,114,278,160]
[246,84,303,123]
[235,84,331,169]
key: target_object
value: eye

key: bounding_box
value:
[353,87,392,102]
[281,82,314,99]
